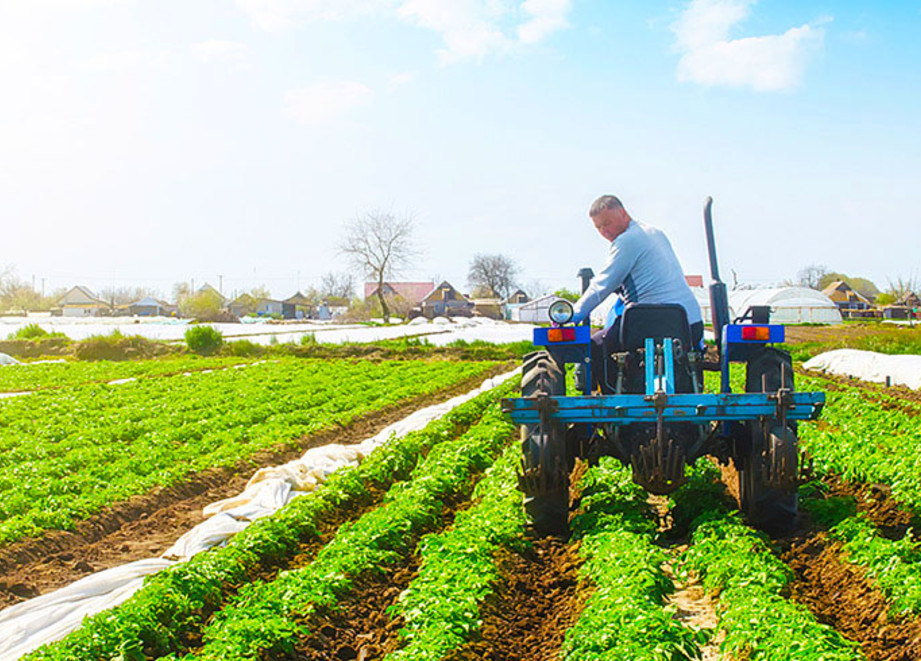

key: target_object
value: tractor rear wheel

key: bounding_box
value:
[519,351,569,537]
[739,348,798,534]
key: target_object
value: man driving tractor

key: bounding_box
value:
[572,194,704,392]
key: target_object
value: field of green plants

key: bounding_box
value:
[3,350,921,661]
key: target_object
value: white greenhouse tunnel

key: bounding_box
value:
[694,286,842,325]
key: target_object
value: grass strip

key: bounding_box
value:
[384,442,528,661]
[560,457,702,661]
[180,401,517,660]
[24,380,514,661]
[683,509,863,660]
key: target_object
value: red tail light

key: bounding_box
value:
[548,327,576,342]
[741,326,770,341]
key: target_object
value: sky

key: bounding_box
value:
[1,0,919,301]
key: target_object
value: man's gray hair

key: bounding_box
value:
[589,195,624,217]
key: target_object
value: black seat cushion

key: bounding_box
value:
[619,304,692,353]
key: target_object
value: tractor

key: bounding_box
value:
[501,197,824,536]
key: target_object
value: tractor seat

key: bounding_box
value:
[619,304,692,353]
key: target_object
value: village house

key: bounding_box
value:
[57,286,109,317]
[418,281,473,318]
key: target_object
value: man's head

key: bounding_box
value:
[589,195,632,242]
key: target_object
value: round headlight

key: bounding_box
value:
[548,299,574,325]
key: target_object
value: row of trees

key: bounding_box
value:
[792,264,918,304]
[2,210,527,321]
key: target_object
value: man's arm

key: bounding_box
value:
[572,233,642,324]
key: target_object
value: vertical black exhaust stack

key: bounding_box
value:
[704,197,730,351]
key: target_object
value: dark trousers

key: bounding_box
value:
[590,321,703,393]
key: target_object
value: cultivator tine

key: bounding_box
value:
[630,436,687,495]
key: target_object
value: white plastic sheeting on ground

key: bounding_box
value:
[803,349,921,390]
[0,559,173,661]
[0,316,538,347]
[0,354,19,366]
[0,369,517,660]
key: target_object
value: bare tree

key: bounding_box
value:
[467,253,520,299]
[886,274,921,302]
[794,264,828,290]
[100,286,161,307]
[319,271,355,301]
[339,210,416,323]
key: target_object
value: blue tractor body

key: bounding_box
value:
[503,198,825,536]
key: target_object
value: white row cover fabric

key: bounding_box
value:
[804,349,921,390]
[0,369,518,660]
[0,354,19,366]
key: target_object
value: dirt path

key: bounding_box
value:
[445,538,583,661]
[0,366,510,609]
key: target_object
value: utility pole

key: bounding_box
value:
[41,278,46,298]
[218,275,223,296]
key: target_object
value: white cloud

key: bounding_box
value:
[236,0,572,62]
[72,50,174,73]
[235,0,392,31]
[388,70,417,89]
[192,40,251,66]
[283,81,374,124]
[672,0,825,92]
[517,0,571,44]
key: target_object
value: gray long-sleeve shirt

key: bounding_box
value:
[572,220,702,326]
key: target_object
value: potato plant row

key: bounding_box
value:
[25,380,515,661]
[384,442,528,661]
[0,355,251,393]
[182,402,517,660]
[685,506,863,660]
[0,358,498,545]
[796,371,921,514]
[561,457,702,660]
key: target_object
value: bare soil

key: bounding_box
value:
[785,534,921,661]
[291,559,420,661]
[445,538,584,661]
[0,366,510,609]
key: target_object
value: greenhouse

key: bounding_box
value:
[694,286,842,325]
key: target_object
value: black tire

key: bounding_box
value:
[739,424,798,534]
[519,351,569,536]
[740,347,798,534]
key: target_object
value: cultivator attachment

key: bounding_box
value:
[630,434,688,494]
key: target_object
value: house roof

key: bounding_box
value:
[364,281,435,304]
[197,283,227,302]
[822,280,870,304]
[131,297,162,307]
[421,281,469,304]
[685,275,704,288]
[59,285,107,307]
[285,292,313,305]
